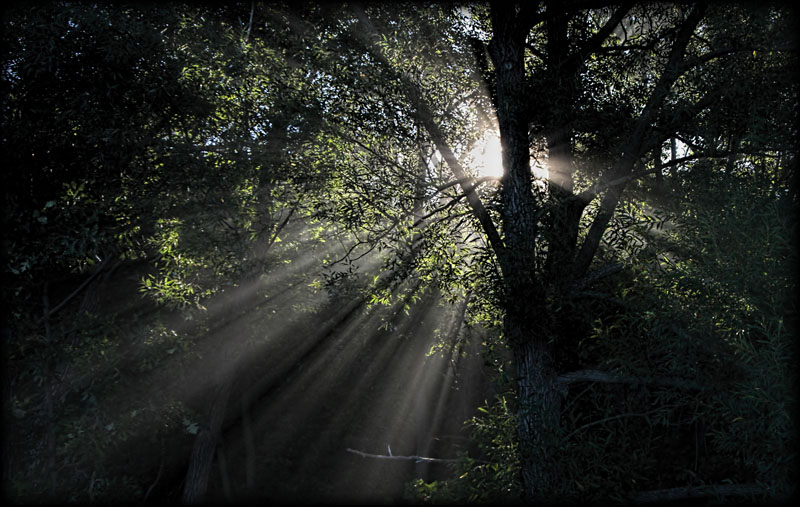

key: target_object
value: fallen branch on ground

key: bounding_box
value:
[346,448,487,464]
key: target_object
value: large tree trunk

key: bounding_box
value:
[507,314,563,501]
[488,7,564,501]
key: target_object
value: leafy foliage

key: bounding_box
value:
[2,1,795,503]
[407,395,521,504]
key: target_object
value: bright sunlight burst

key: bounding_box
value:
[471,132,548,180]
[472,132,504,178]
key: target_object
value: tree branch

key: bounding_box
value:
[143,459,164,501]
[411,193,468,229]
[349,4,505,258]
[569,261,624,292]
[564,406,667,441]
[325,220,399,267]
[244,2,254,44]
[680,42,799,74]
[37,256,114,323]
[558,369,703,391]
[573,5,706,277]
[268,207,294,250]
[346,447,486,464]
[630,483,764,503]
[576,153,710,204]
[435,175,499,193]
[574,2,634,63]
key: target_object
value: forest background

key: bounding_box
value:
[2,1,797,504]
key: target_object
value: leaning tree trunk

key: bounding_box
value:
[182,378,232,504]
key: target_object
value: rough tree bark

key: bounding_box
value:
[488,7,566,501]
[182,378,232,504]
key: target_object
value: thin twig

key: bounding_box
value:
[435,175,499,193]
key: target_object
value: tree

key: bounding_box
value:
[2,1,795,503]
[295,2,796,501]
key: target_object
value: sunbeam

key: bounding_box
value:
[64,211,493,504]
[7,2,794,504]
[123,257,489,504]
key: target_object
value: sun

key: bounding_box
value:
[471,132,549,180]
[472,132,504,178]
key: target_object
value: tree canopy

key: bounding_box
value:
[2,1,797,503]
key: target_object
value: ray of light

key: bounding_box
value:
[73,211,477,502]
[195,272,483,502]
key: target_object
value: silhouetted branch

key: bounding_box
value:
[570,262,624,292]
[564,406,669,441]
[630,483,764,503]
[350,4,505,258]
[37,256,113,322]
[558,369,702,391]
[573,5,706,277]
[268,207,295,249]
[435,175,499,193]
